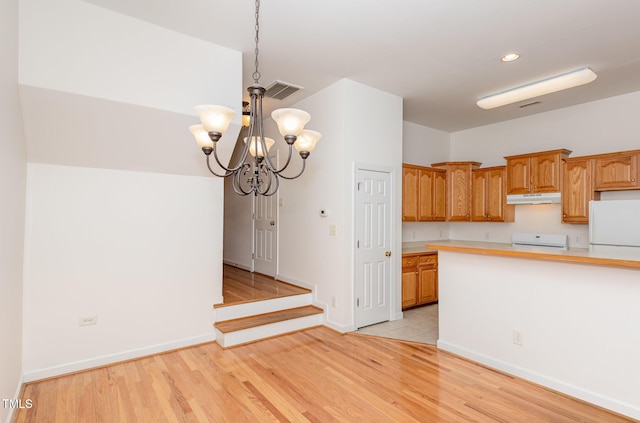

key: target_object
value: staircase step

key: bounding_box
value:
[215,305,323,333]
[214,305,324,348]
[214,292,313,322]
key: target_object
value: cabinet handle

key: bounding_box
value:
[563,214,567,218]
[633,179,636,182]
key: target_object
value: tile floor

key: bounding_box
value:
[355,303,438,345]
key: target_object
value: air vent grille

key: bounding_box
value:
[264,80,303,100]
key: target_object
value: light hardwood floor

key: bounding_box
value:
[220,264,310,306]
[14,327,634,422]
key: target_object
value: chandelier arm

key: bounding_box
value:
[269,143,295,175]
[276,158,307,180]
[211,141,248,173]
[231,164,253,196]
[256,164,279,196]
[264,172,279,196]
[205,155,233,177]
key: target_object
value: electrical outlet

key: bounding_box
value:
[79,315,97,326]
[484,232,490,241]
[512,329,524,346]
[331,297,337,308]
[329,224,337,236]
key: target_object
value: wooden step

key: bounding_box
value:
[215,305,323,333]
[214,305,324,348]
[214,292,313,322]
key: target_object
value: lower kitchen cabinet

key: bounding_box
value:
[402,252,438,309]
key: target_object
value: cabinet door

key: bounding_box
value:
[432,170,447,221]
[447,164,472,221]
[594,153,639,190]
[418,268,437,304]
[506,157,530,194]
[418,169,434,221]
[402,268,418,309]
[531,152,562,192]
[471,170,488,221]
[562,159,594,223]
[486,168,511,221]
[402,166,418,221]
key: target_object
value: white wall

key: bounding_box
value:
[438,251,640,420]
[17,0,241,380]
[0,0,27,420]
[276,79,403,330]
[22,164,223,379]
[19,0,241,116]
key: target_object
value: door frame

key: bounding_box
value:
[352,162,400,329]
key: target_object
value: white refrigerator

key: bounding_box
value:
[589,199,640,248]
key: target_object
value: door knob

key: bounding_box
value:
[270,221,275,226]
[385,251,391,257]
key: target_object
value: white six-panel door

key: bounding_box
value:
[355,168,392,328]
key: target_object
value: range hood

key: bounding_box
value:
[506,192,561,205]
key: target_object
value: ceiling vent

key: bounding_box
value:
[264,80,303,100]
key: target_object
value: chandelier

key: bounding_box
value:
[189,0,321,196]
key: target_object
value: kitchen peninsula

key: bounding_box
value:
[425,239,640,420]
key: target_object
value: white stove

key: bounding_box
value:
[512,233,568,250]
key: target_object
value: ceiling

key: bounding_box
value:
[83,0,640,132]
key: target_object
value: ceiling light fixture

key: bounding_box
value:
[476,67,597,110]
[500,52,520,62]
[189,0,320,196]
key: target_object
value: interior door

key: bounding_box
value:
[253,154,278,277]
[355,168,392,329]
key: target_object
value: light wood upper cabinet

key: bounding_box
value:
[402,165,419,221]
[594,152,640,190]
[433,161,481,221]
[471,166,514,222]
[562,158,599,224]
[505,149,572,195]
[418,168,446,221]
[403,164,445,222]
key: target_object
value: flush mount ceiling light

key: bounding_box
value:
[500,52,520,62]
[476,67,597,110]
[189,0,320,196]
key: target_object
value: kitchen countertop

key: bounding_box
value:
[424,240,640,269]
[402,242,438,255]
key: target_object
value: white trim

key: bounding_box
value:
[323,320,354,334]
[23,333,216,382]
[222,259,252,272]
[437,340,640,421]
[3,374,25,423]
[275,273,315,291]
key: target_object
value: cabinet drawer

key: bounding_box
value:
[419,255,437,265]
[402,256,418,267]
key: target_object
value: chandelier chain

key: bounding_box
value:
[252,0,261,83]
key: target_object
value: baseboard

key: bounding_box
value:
[275,273,315,291]
[437,340,640,421]
[22,333,216,383]
[223,259,251,272]
[2,374,25,423]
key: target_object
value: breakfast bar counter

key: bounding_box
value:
[425,240,640,269]
[424,239,640,420]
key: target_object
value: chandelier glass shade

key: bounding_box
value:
[189,0,320,196]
